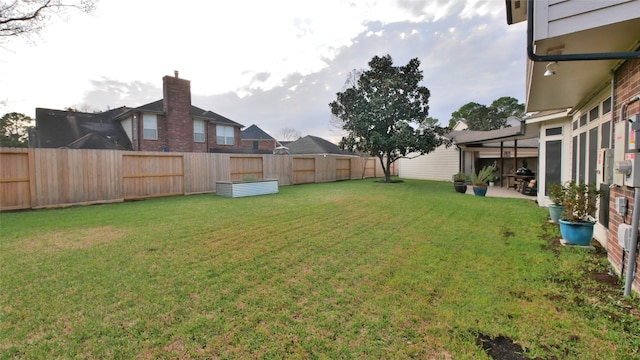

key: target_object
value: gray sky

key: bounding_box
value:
[0,0,527,142]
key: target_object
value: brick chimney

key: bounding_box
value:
[162,71,193,152]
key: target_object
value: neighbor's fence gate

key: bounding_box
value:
[0,148,395,211]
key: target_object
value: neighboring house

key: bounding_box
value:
[240,124,278,154]
[506,0,640,292]
[30,72,244,153]
[399,145,460,182]
[400,117,538,183]
[448,118,539,181]
[30,107,131,150]
[285,135,354,156]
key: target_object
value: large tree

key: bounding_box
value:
[1,112,33,147]
[448,96,525,131]
[330,55,449,183]
[448,102,483,129]
[1,0,96,43]
[490,96,525,121]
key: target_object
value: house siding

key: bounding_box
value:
[536,117,572,207]
[399,145,459,181]
[608,58,640,294]
[535,0,640,40]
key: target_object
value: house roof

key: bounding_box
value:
[117,100,243,127]
[33,108,132,150]
[524,109,571,124]
[447,121,539,146]
[242,124,274,140]
[286,135,354,155]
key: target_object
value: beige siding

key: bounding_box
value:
[535,0,639,40]
[399,146,459,182]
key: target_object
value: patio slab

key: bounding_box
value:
[464,185,535,200]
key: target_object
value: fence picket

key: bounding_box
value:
[0,148,396,211]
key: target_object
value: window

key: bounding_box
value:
[579,114,587,127]
[194,120,205,143]
[545,127,562,136]
[216,125,235,145]
[603,97,612,114]
[143,114,157,140]
[589,105,600,122]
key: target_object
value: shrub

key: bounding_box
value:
[561,181,601,222]
[452,172,468,182]
[548,183,565,205]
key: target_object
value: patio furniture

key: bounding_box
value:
[522,179,537,195]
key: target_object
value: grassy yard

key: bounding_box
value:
[1,179,638,359]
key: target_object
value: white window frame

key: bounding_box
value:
[216,125,235,145]
[143,113,158,140]
[194,119,205,143]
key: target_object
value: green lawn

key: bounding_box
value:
[1,179,638,359]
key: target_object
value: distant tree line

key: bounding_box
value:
[448,97,525,131]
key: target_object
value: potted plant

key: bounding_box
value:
[548,182,565,223]
[558,181,601,246]
[489,162,499,187]
[452,172,468,193]
[471,165,496,196]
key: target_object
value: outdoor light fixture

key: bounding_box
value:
[544,62,557,77]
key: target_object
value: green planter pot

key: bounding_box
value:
[558,219,594,246]
[548,204,564,223]
[473,186,487,196]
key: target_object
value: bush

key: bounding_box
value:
[561,181,601,222]
[452,172,468,182]
[548,183,565,205]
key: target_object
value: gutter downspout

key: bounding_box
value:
[526,0,640,62]
[625,189,640,296]
[624,95,640,296]
[457,145,464,173]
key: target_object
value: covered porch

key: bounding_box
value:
[449,120,540,191]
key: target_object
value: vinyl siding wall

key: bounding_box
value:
[534,0,640,40]
[399,145,459,181]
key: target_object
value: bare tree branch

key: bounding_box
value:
[0,0,96,42]
[277,128,302,141]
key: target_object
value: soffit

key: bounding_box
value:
[526,18,640,112]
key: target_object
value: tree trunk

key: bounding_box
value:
[379,154,392,182]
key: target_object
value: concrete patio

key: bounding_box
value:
[464,185,536,200]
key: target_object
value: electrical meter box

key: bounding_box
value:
[597,148,614,184]
[614,114,640,187]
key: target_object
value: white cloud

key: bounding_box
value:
[0,0,527,141]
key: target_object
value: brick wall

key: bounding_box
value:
[136,112,169,152]
[208,123,243,152]
[240,139,277,151]
[608,186,640,292]
[614,58,640,123]
[609,58,640,293]
[163,74,193,152]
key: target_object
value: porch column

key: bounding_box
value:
[500,141,504,187]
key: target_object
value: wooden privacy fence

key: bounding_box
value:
[0,148,396,211]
